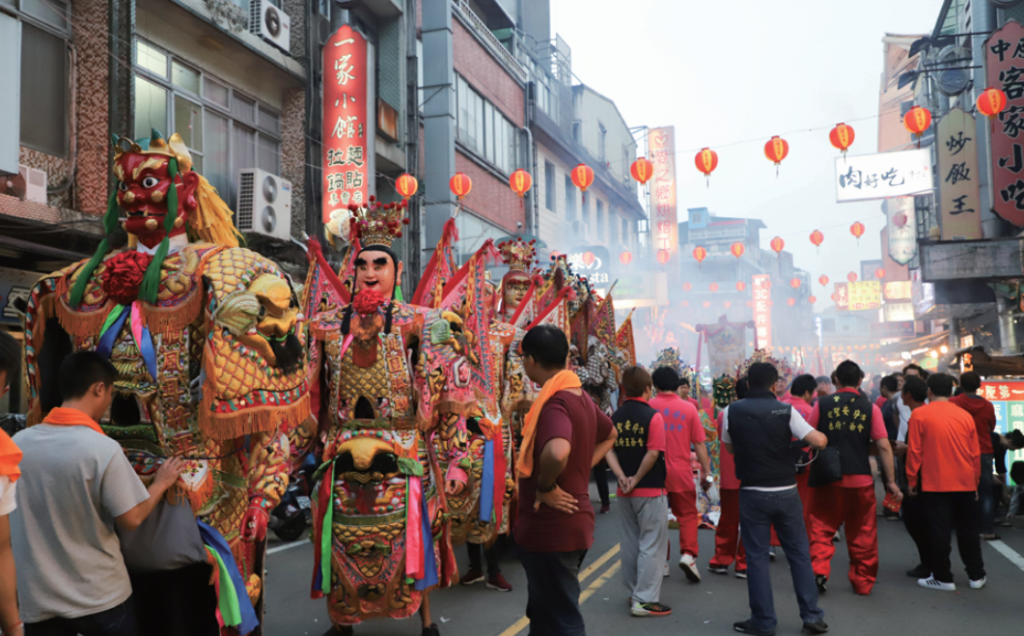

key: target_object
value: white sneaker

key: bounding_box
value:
[678,554,701,582]
[969,576,986,590]
[918,576,956,592]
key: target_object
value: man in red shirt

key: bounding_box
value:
[780,374,819,535]
[515,325,617,636]
[605,367,672,617]
[807,360,900,596]
[907,373,985,592]
[677,376,700,409]
[709,377,748,578]
[648,367,710,583]
[949,371,998,539]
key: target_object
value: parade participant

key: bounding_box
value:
[22,131,309,635]
[722,363,828,636]
[11,351,186,635]
[709,376,747,578]
[604,366,671,617]
[678,376,699,408]
[781,374,818,536]
[496,237,537,323]
[0,332,23,636]
[308,200,463,636]
[949,372,998,540]
[896,376,931,577]
[815,376,833,399]
[648,366,709,583]
[908,373,985,592]
[806,360,899,596]
[896,364,927,443]
[516,325,617,636]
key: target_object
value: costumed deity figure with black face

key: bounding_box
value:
[307,200,461,636]
[22,130,310,635]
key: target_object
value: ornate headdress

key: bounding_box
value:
[351,197,409,250]
[651,347,684,375]
[498,237,537,274]
[735,348,794,387]
[713,374,737,408]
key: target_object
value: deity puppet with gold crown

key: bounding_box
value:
[306,199,465,636]
[21,130,313,634]
[495,237,537,322]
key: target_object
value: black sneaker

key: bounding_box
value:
[815,574,828,593]
[421,624,440,636]
[803,621,829,634]
[733,620,776,635]
[905,564,930,578]
[324,627,353,636]
[708,564,729,575]
[735,568,748,579]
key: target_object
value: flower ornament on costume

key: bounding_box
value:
[353,287,386,316]
[100,251,153,306]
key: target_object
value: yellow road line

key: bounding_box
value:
[578,543,621,584]
[496,547,622,636]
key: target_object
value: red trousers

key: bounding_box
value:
[668,489,700,557]
[709,489,746,569]
[796,471,813,535]
[809,484,878,595]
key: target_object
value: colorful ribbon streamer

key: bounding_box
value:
[197,519,259,635]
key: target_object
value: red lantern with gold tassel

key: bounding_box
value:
[695,148,718,187]
[509,169,532,197]
[770,236,785,258]
[630,157,654,184]
[874,268,885,280]
[978,88,1008,133]
[396,173,418,200]
[764,135,789,177]
[903,106,932,145]
[829,123,855,156]
[809,295,817,304]
[850,221,865,245]
[450,172,472,200]
[847,272,858,283]
[730,242,745,258]
[570,163,594,204]
[819,274,829,287]
[809,229,824,253]
[693,246,707,268]
[736,281,746,292]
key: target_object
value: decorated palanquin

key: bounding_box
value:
[306,200,462,630]
[22,131,310,634]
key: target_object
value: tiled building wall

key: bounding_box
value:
[73,0,112,215]
[456,151,523,232]
[280,87,306,239]
[452,19,524,126]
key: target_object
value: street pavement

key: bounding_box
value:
[263,481,1024,636]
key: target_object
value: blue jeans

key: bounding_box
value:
[521,548,588,636]
[739,488,824,632]
[978,454,995,535]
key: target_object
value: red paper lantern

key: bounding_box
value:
[850,221,865,245]
[764,135,789,167]
[903,106,932,139]
[450,172,472,200]
[702,301,711,308]
[619,251,633,265]
[509,169,532,197]
[695,148,719,177]
[693,246,707,265]
[709,282,719,292]
[790,277,800,289]
[736,281,746,292]
[874,268,885,280]
[730,242,745,258]
[770,236,785,256]
[396,173,418,200]
[810,230,824,249]
[809,295,817,304]
[570,163,594,193]
[977,88,1007,121]
[787,298,796,306]
[656,249,671,264]
[682,282,692,292]
[819,275,829,286]
[630,157,654,184]
[847,272,857,283]
[829,123,855,154]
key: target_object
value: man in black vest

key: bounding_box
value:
[723,362,828,636]
[605,367,671,617]
[806,360,899,596]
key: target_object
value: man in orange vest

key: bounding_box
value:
[0,331,23,636]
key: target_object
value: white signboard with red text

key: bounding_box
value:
[752,274,772,349]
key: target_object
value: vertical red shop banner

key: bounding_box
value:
[648,127,679,264]
[987,21,1024,227]
[323,26,369,226]
[751,274,772,350]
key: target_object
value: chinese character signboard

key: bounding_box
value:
[937,108,983,239]
[883,281,912,300]
[648,127,679,264]
[847,281,881,311]
[751,274,772,349]
[323,25,368,225]
[983,380,1024,484]
[834,282,849,311]
[883,302,914,322]
[987,21,1024,227]
[834,149,932,203]
[884,196,917,265]
[566,245,611,288]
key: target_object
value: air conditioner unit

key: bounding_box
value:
[236,168,292,241]
[250,0,291,53]
[18,165,47,204]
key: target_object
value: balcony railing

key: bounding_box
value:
[452,0,529,84]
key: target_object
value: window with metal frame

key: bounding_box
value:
[455,73,519,176]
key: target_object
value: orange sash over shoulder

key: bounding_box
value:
[0,429,22,483]
[516,370,581,479]
[42,407,106,436]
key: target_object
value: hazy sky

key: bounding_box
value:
[551,0,940,310]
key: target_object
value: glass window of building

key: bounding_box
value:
[17,4,71,158]
[454,73,519,176]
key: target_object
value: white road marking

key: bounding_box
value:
[267,540,308,555]
[988,539,1024,574]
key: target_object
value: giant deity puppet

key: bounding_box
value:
[306,201,464,636]
[22,131,312,634]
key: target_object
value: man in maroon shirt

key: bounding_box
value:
[514,325,617,636]
[949,371,998,539]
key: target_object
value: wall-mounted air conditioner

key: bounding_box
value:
[236,168,292,241]
[250,0,291,53]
